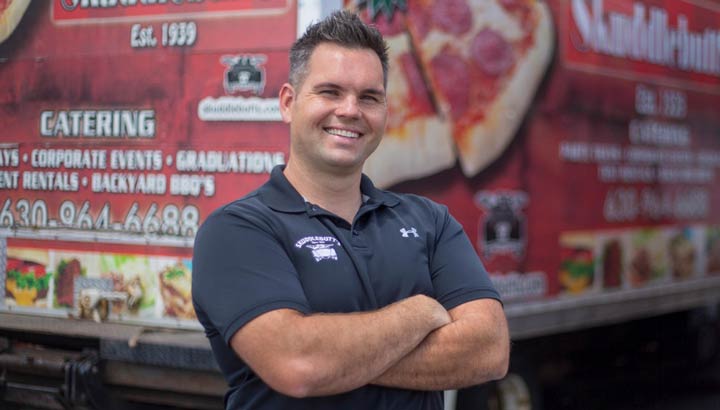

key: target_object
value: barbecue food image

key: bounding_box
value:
[99,254,156,315]
[55,258,83,308]
[601,239,622,289]
[103,272,144,315]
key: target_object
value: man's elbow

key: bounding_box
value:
[473,334,510,384]
[487,314,511,381]
[261,357,318,398]
[488,340,510,381]
[264,356,348,398]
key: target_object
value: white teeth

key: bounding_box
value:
[326,128,360,139]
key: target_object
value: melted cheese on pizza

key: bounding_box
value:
[403,0,553,177]
[420,1,526,60]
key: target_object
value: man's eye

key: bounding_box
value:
[362,95,385,104]
[319,89,339,96]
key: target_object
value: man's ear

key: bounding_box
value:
[279,83,294,124]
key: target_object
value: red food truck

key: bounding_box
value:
[1,1,718,408]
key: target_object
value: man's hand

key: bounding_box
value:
[230,294,450,398]
[415,293,452,328]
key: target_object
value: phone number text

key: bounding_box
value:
[0,198,199,237]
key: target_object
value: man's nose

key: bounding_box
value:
[335,95,361,118]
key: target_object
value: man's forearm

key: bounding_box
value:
[372,299,510,391]
[232,294,450,397]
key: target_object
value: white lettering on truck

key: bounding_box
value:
[61,0,203,12]
[572,0,720,76]
[40,110,156,138]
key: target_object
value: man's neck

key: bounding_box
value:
[284,160,363,224]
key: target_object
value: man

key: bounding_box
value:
[192,10,509,410]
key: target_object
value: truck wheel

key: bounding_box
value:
[495,372,540,410]
[686,306,720,368]
[456,358,541,410]
[456,375,535,410]
[693,321,719,367]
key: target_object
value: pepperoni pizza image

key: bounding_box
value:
[351,0,554,186]
[0,0,30,44]
[358,10,455,188]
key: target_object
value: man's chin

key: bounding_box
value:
[319,156,368,175]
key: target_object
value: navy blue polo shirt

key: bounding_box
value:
[192,165,500,410]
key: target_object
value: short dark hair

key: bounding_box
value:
[289,10,389,88]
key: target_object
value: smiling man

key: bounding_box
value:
[192,10,509,410]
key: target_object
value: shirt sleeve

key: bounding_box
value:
[429,203,501,310]
[192,205,311,345]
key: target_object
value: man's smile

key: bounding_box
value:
[325,127,361,139]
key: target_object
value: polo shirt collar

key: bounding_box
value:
[259,165,400,213]
[359,171,400,207]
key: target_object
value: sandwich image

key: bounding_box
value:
[559,233,596,294]
[668,232,696,279]
[628,229,668,287]
[560,246,594,294]
[159,263,195,320]
[6,257,51,307]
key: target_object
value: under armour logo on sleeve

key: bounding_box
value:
[400,227,419,238]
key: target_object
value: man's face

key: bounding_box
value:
[280,42,387,175]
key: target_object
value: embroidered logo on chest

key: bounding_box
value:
[400,227,419,238]
[295,236,342,262]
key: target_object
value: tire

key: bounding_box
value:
[456,355,541,410]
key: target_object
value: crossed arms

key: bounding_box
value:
[230,295,509,398]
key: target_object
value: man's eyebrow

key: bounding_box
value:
[312,82,385,96]
[312,82,342,91]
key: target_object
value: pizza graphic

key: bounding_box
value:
[359,9,455,188]
[0,0,30,44]
[350,0,554,186]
